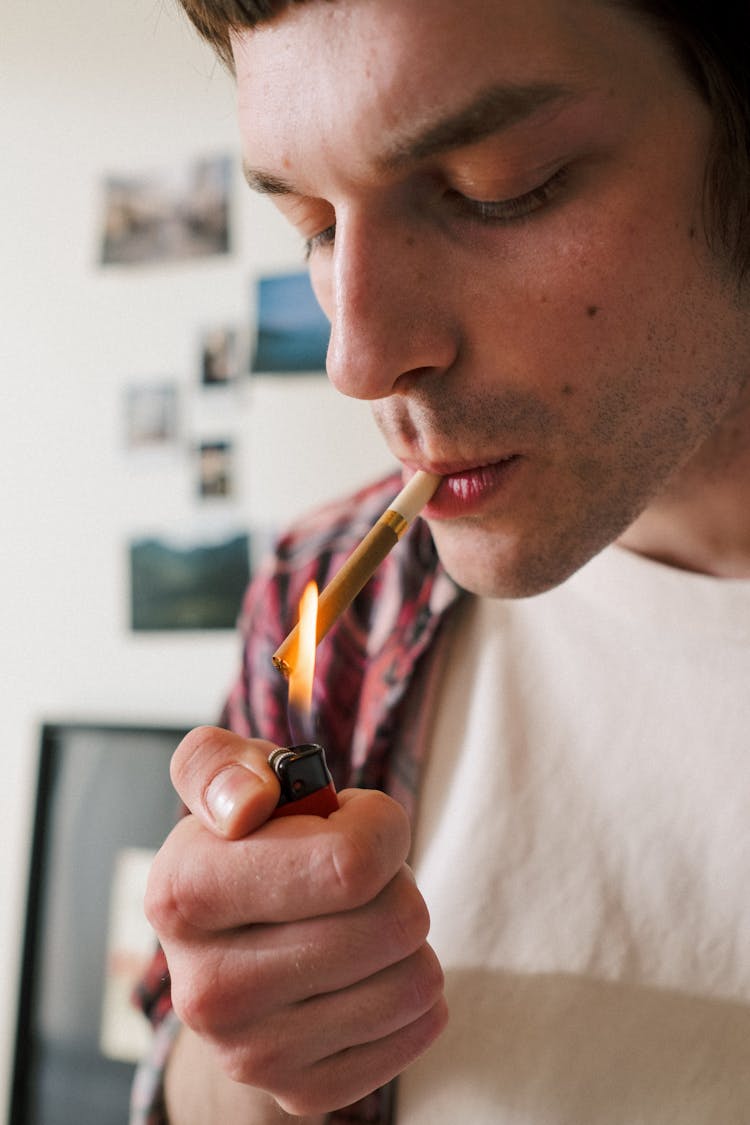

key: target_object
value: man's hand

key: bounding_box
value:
[145,726,447,1118]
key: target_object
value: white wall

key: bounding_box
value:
[0,4,393,1119]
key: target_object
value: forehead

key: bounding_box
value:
[232,0,675,182]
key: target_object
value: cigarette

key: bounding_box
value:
[273,470,441,677]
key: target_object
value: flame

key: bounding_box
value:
[287,580,318,719]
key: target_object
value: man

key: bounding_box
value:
[134,1,750,1122]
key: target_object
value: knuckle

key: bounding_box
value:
[368,789,412,862]
[248,1035,285,1081]
[170,977,202,1031]
[143,849,182,937]
[328,791,412,905]
[409,945,445,1010]
[143,827,212,937]
[387,872,431,954]
[328,831,375,901]
[275,1090,327,1118]
[170,953,239,1037]
[218,1031,285,1088]
[169,964,215,1032]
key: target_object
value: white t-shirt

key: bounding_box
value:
[398,544,750,1124]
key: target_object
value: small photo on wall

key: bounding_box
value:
[251,270,330,373]
[200,326,242,387]
[196,439,233,499]
[125,383,179,449]
[129,529,250,630]
[99,154,232,266]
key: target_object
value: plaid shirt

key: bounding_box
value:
[131,472,463,1124]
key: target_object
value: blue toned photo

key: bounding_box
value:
[251,270,330,373]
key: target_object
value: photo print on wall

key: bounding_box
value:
[199,325,243,387]
[124,383,179,450]
[196,439,234,500]
[251,270,330,373]
[129,526,251,631]
[99,154,233,267]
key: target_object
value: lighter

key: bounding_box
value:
[269,743,339,819]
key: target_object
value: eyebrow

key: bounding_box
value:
[378,81,571,170]
[243,167,296,195]
[243,80,571,195]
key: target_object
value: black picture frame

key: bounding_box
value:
[11,721,189,1125]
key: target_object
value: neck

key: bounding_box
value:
[618,391,750,579]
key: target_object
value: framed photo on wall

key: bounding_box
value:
[128,528,251,630]
[251,270,330,373]
[11,721,189,1125]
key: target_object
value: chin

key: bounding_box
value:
[431,524,600,601]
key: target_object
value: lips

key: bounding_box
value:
[407,455,522,519]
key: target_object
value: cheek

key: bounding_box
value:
[466,205,693,396]
[457,239,620,400]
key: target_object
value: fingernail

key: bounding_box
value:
[205,764,263,831]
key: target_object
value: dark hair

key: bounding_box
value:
[177,0,750,279]
[176,0,310,68]
[621,2,750,279]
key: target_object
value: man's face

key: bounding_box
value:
[234,0,750,596]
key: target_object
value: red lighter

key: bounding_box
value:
[269,743,339,819]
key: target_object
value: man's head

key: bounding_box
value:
[181,1,750,279]
[179,0,750,595]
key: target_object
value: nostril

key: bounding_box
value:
[393,366,442,395]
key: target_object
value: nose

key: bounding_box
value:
[319,208,458,401]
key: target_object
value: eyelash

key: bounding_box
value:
[303,166,568,258]
[452,165,568,223]
[304,224,335,259]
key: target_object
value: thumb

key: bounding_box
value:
[170,725,281,839]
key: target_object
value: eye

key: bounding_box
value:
[450,166,568,224]
[304,221,336,259]
[301,166,568,257]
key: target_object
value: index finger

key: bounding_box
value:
[149,787,412,931]
[170,725,282,838]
